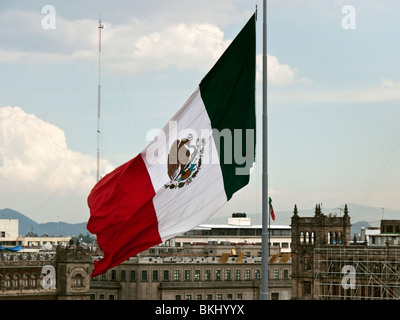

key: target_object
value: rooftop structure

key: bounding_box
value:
[172,213,291,253]
[0,219,71,251]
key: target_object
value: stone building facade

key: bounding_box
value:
[291,204,400,300]
[90,244,292,300]
[290,204,351,299]
[91,255,261,300]
[0,245,91,300]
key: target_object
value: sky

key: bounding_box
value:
[1,0,400,225]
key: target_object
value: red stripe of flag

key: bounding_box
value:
[87,154,162,278]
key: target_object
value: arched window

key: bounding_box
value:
[333,232,338,244]
[4,275,11,288]
[30,274,37,288]
[305,232,309,244]
[338,231,342,244]
[300,232,304,245]
[12,274,19,289]
[22,274,29,288]
[72,273,84,287]
[328,232,331,244]
[311,232,315,245]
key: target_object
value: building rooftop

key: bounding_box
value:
[192,223,290,230]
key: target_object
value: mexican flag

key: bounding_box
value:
[269,197,275,221]
[87,14,256,278]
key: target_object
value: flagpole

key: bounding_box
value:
[97,17,104,182]
[261,0,269,300]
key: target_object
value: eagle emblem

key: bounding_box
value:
[165,134,206,189]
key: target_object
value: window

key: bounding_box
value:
[4,275,11,288]
[164,270,169,281]
[185,295,192,300]
[130,270,136,281]
[205,270,211,281]
[255,270,261,280]
[206,294,213,300]
[215,270,221,281]
[111,270,117,281]
[195,270,201,281]
[120,270,126,281]
[226,294,233,300]
[273,270,279,279]
[304,281,312,295]
[185,270,190,281]
[196,294,202,300]
[225,269,231,280]
[30,274,37,288]
[282,242,289,248]
[175,295,182,300]
[22,274,29,288]
[283,269,289,279]
[235,270,241,280]
[141,270,148,281]
[271,292,279,300]
[304,257,311,270]
[216,294,223,300]
[12,274,19,289]
[153,270,159,281]
[245,269,251,280]
[174,270,180,281]
[236,294,242,300]
[72,273,84,287]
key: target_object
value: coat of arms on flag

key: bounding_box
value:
[165,135,206,189]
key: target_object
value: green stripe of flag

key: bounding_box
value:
[199,13,256,200]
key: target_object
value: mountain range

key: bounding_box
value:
[1,202,399,237]
[0,208,88,237]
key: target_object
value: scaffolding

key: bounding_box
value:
[314,245,400,300]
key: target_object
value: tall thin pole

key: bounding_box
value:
[97,18,104,182]
[261,0,269,300]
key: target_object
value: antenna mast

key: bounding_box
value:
[97,17,104,182]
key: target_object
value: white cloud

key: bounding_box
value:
[0,11,230,75]
[103,22,230,74]
[0,7,310,86]
[257,54,310,86]
[0,9,307,83]
[0,106,113,222]
[380,77,400,89]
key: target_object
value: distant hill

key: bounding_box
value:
[0,208,89,237]
[3,202,398,238]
